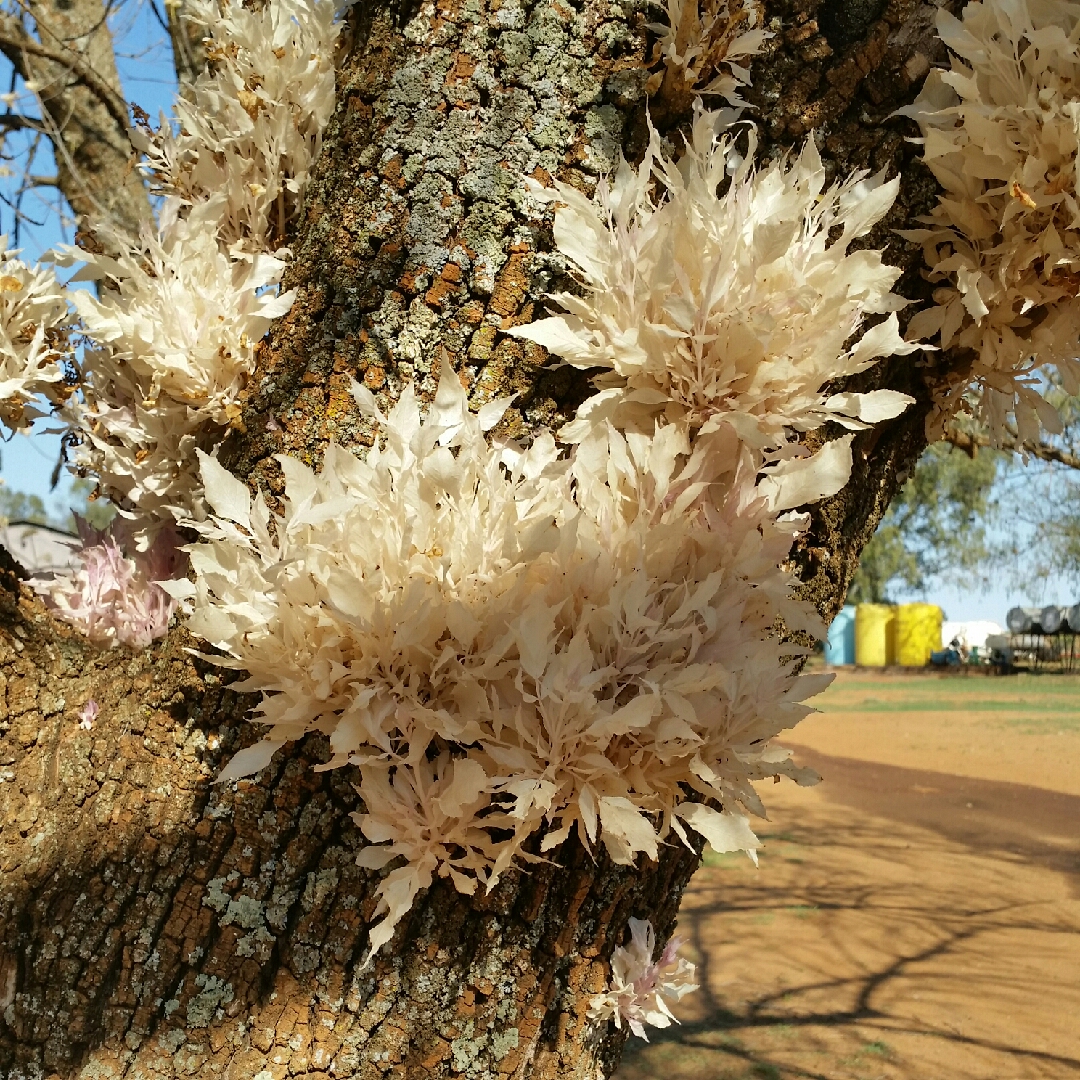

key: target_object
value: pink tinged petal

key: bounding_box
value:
[78,699,99,730]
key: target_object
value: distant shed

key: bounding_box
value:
[0,521,80,576]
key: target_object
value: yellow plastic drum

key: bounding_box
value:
[855,604,897,667]
[896,603,943,667]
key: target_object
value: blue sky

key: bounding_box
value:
[0,3,1073,627]
[0,0,177,521]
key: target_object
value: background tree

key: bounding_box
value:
[0,473,115,529]
[0,1,1076,1079]
[0,0,203,246]
[849,379,1080,607]
[988,457,1080,599]
[847,441,1003,604]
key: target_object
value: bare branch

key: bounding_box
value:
[0,7,132,139]
[943,424,1080,471]
[162,0,206,95]
[0,110,43,131]
[0,0,151,239]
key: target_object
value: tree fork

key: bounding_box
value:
[1,0,965,1075]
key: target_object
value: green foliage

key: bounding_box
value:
[0,485,51,527]
[848,442,1002,603]
[0,476,116,533]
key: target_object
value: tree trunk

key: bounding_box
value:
[165,0,209,98]
[0,0,964,1076]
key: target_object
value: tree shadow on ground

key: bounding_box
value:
[615,751,1080,1080]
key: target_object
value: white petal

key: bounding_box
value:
[198,450,252,528]
[757,436,854,512]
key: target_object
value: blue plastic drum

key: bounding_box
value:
[825,605,856,666]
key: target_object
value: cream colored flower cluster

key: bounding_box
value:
[511,105,920,503]
[138,0,338,256]
[0,238,72,433]
[178,354,833,959]
[897,0,1080,443]
[60,0,338,534]
[587,918,698,1040]
[177,87,921,969]
[59,217,294,527]
[646,0,771,104]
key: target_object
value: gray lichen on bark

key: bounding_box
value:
[226,0,655,493]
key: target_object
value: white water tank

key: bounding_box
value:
[941,620,1004,651]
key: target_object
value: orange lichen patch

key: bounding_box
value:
[425,278,459,309]
[380,154,404,185]
[488,253,529,317]
[363,365,387,390]
[446,52,477,84]
[326,380,355,418]
[421,1038,453,1068]
[398,267,426,293]
[459,300,485,324]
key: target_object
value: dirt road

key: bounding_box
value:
[615,671,1080,1080]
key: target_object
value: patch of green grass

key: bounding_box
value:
[818,674,1080,730]
[702,849,745,868]
[787,904,819,919]
[752,912,775,925]
[822,674,1080,696]
[750,1064,782,1080]
[860,1039,891,1057]
[825,696,1080,715]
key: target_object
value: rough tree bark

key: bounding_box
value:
[164,0,209,97]
[0,0,968,1076]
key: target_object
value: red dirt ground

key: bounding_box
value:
[614,670,1080,1080]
